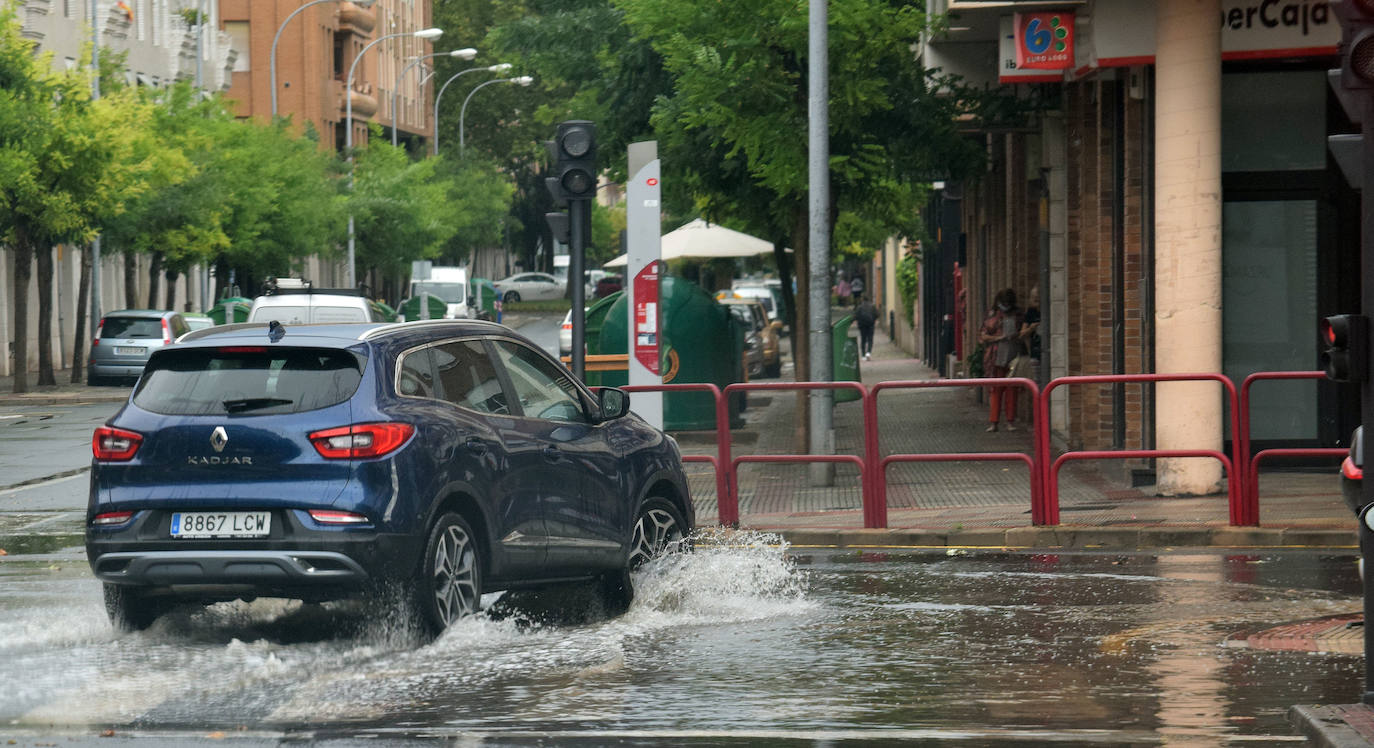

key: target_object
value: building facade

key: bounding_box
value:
[914,0,1356,493]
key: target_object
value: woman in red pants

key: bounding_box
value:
[979,288,1025,432]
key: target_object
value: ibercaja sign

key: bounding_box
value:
[1014,11,1075,70]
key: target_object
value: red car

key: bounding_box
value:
[595,275,624,298]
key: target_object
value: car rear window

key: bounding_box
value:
[132,347,365,415]
[101,317,162,339]
[312,306,368,323]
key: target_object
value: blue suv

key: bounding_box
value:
[87,320,693,634]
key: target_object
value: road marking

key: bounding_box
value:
[0,470,87,496]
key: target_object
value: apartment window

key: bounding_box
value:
[225,21,250,72]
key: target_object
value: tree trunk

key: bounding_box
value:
[11,238,32,393]
[147,251,163,309]
[71,244,91,383]
[164,267,178,311]
[791,206,810,454]
[124,251,138,309]
[35,244,56,385]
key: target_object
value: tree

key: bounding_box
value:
[0,7,156,391]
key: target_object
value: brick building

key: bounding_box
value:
[911,0,1357,493]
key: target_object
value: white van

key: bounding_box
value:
[248,280,383,325]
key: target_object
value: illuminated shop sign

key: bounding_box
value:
[1013,11,1075,70]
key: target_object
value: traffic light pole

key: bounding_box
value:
[569,199,587,381]
[1360,86,1374,705]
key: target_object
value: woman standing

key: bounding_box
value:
[979,288,1024,432]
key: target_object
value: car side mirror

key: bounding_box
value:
[597,387,630,421]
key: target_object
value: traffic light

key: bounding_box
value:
[551,121,597,200]
[544,211,570,245]
[1322,314,1370,382]
[1329,1,1374,186]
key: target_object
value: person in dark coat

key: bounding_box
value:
[855,295,877,360]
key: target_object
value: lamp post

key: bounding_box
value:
[271,0,375,117]
[459,75,534,158]
[345,27,443,287]
[432,63,511,155]
[391,48,476,146]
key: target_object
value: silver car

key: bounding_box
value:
[88,310,189,386]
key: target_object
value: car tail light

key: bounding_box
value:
[161,318,171,343]
[92,511,134,526]
[1344,456,1363,482]
[92,426,143,461]
[219,346,268,353]
[308,509,370,524]
[93,318,104,347]
[309,423,414,459]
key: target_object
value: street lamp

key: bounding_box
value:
[459,75,534,158]
[392,48,477,146]
[271,0,376,117]
[432,63,511,155]
[345,26,443,287]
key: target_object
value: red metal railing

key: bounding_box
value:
[1239,371,1347,523]
[723,381,872,525]
[616,370,1341,530]
[867,378,1044,526]
[1036,373,1244,525]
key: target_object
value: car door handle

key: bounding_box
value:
[542,445,562,462]
[464,438,488,455]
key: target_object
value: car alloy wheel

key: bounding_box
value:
[103,583,163,632]
[422,513,482,631]
[503,291,521,304]
[628,498,686,570]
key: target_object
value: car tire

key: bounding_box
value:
[764,360,782,378]
[87,374,106,387]
[601,497,689,612]
[103,583,162,632]
[414,512,483,635]
[503,291,521,304]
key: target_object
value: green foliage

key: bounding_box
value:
[896,248,920,326]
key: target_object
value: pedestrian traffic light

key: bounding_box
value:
[552,121,596,200]
[1322,314,1370,382]
[1330,1,1374,186]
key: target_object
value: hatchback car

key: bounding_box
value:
[1342,425,1364,516]
[493,272,565,304]
[719,298,782,378]
[88,310,190,386]
[87,320,693,635]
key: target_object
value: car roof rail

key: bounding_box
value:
[359,319,504,340]
[177,322,268,343]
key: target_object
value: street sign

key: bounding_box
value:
[626,141,663,429]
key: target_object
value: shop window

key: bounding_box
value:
[1222,71,1324,172]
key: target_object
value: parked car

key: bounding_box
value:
[595,274,624,299]
[728,285,780,323]
[86,320,693,635]
[724,304,764,378]
[88,310,190,386]
[248,280,385,325]
[719,297,782,377]
[493,272,566,304]
[560,309,575,357]
[1342,425,1363,516]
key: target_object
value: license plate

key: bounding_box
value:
[171,511,271,538]
[115,346,144,355]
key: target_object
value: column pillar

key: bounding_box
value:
[1154,0,1223,495]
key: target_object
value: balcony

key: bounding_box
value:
[337,1,375,34]
[337,79,377,118]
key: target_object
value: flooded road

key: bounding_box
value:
[0,534,1363,746]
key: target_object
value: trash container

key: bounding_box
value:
[371,300,398,322]
[470,278,499,321]
[832,314,861,403]
[398,293,448,321]
[206,297,252,325]
[598,276,744,429]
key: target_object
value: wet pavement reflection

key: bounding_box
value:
[0,534,1363,746]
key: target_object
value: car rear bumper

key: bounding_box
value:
[88,362,147,378]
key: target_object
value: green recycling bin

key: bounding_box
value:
[832,314,861,403]
[206,297,252,325]
[470,278,499,320]
[399,293,448,321]
[371,300,398,322]
[597,276,744,430]
[579,291,623,387]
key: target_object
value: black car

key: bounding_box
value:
[87,320,693,634]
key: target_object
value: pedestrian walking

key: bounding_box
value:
[849,275,865,308]
[855,295,877,360]
[979,288,1025,432]
[836,276,851,307]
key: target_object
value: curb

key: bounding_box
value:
[1291,704,1374,748]
[773,526,1359,549]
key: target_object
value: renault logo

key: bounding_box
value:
[210,426,228,453]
